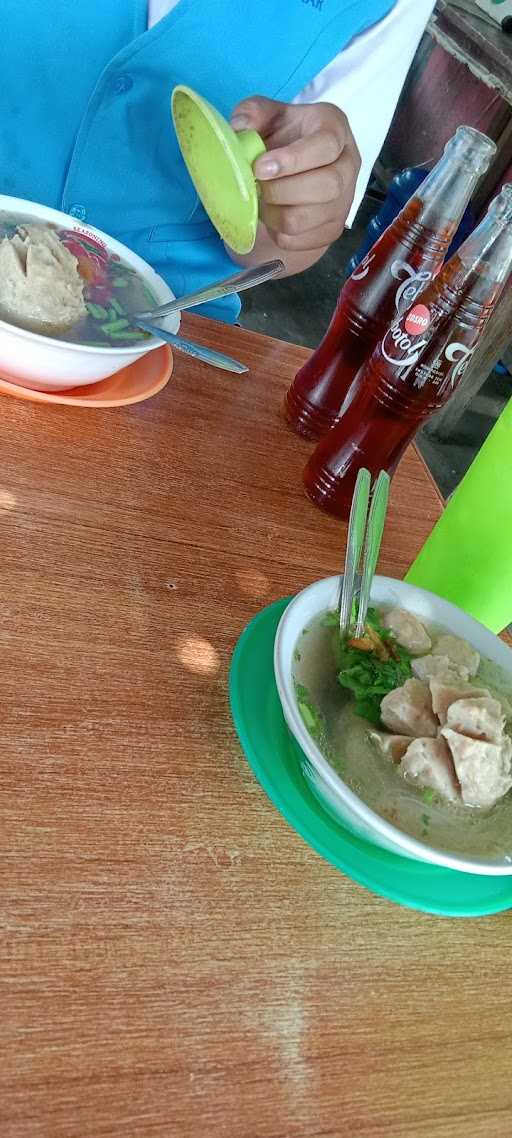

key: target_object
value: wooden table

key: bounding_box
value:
[1,317,510,1138]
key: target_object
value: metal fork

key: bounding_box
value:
[132,260,285,323]
[338,469,390,638]
[133,317,249,373]
[129,260,285,372]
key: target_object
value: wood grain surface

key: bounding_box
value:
[1,314,510,1138]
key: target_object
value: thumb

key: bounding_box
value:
[230,95,286,136]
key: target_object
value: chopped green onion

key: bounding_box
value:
[113,277,129,287]
[86,302,108,319]
[295,683,323,739]
[298,703,317,731]
[105,330,147,340]
[336,607,413,725]
[142,284,157,306]
[422,788,435,805]
[80,240,105,254]
[100,319,130,333]
[110,297,125,316]
[321,611,339,628]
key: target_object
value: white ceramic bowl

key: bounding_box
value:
[274,575,512,876]
[0,195,180,391]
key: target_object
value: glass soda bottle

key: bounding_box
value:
[285,127,496,440]
[303,184,512,520]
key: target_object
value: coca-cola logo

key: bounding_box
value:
[381,323,429,371]
[381,323,476,386]
[445,341,474,386]
[391,260,432,315]
[350,251,376,281]
[405,304,430,335]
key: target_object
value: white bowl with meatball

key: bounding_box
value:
[274,576,512,876]
[0,195,179,391]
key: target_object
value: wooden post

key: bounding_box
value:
[427,284,512,439]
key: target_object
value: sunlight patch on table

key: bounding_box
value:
[175,634,220,676]
[0,489,16,511]
[237,567,270,599]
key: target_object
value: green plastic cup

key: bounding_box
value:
[406,397,512,633]
[172,85,266,255]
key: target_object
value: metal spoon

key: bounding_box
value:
[354,472,390,637]
[133,259,285,323]
[339,469,390,637]
[129,261,284,372]
[134,317,249,373]
[338,468,370,636]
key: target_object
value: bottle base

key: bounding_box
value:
[303,464,353,521]
[283,387,339,442]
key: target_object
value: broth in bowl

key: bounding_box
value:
[0,211,157,348]
[293,604,512,861]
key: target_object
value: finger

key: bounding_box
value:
[230,95,287,134]
[254,128,344,180]
[261,148,358,209]
[261,200,342,238]
[268,219,346,252]
[259,164,343,207]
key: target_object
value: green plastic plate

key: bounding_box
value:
[229,598,512,917]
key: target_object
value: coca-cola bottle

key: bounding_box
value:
[303,184,512,521]
[285,127,496,440]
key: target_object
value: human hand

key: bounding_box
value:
[231,96,361,256]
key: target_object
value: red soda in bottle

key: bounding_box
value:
[303,184,512,520]
[285,127,496,440]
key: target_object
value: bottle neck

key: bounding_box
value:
[437,209,512,313]
[458,210,512,286]
[411,131,494,232]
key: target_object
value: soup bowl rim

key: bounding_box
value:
[0,194,177,356]
[274,573,512,877]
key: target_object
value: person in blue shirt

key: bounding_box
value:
[1,1,434,320]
